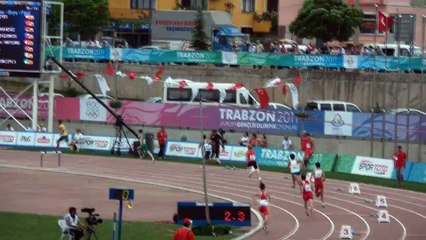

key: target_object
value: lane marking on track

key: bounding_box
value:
[0,164,263,240]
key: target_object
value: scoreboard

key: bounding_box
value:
[0,0,43,76]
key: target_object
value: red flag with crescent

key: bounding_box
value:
[254,88,269,109]
[378,11,394,32]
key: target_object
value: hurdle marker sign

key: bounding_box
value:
[40,151,62,168]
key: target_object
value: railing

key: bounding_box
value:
[45,47,426,71]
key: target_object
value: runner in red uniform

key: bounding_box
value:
[246,145,260,179]
[303,133,315,168]
[253,181,271,231]
[313,162,326,208]
[301,174,314,217]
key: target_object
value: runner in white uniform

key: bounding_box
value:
[287,153,303,193]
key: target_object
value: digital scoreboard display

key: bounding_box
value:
[0,0,42,76]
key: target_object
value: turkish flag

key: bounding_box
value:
[294,74,302,85]
[75,72,86,80]
[127,71,137,80]
[179,80,188,91]
[254,88,269,109]
[107,62,114,76]
[378,11,394,32]
[282,85,287,95]
[154,66,164,81]
[229,82,243,91]
[207,82,214,92]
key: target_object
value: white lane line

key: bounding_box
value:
[0,164,263,240]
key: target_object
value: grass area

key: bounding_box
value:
[0,212,243,240]
[8,147,426,194]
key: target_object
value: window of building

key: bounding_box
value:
[242,0,255,13]
[359,13,377,34]
[130,0,156,9]
[181,0,191,9]
[267,0,278,12]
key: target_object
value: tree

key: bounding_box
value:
[191,8,210,50]
[289,0,363,44]
[59,0,111,39]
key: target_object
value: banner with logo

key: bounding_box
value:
[351,156,394,179]
[306,153,337,172]
[80,99,108,122]
[0,94,48,119]
[324,112,353,136]
[34,133,55,147]
[17,132,36,146]
[253,147,305,168]
[63,48,111,61]
[334,155,356,173]
[121,49,222,64]
[229,146,247,162]
[78,135,113,151]
[0,131,17,145]
[407,162,426,183]
[166,141,200,158]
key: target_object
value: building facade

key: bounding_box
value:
[108,0,277,47]
[279,0,426,47]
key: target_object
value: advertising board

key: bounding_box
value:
[0,131,17,145]
[351,156,394,179]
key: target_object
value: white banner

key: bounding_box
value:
[222,51,237,65]
[35,133,55,147]
[287,83,299,110]
[324,111,353,136]
[351,156,394,179]
[78,135,113,151]
[229,146,247,162]
[343,55,358,69]
[95,74,111,96]
[166,141,199,158]
[17,132,36,146]
[80,99,108,122]
[0,131,17,145]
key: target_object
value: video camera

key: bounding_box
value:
[81,208,103,226]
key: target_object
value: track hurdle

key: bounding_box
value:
[40,151,62,168]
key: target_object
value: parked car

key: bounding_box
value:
[388,108,426,116]
[78,94,115,100]
[267,102,292,111]
[305,100,362,112]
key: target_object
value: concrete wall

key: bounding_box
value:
[52,62,426,112]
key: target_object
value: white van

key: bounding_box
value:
[163,78,259,107]
[366,44,422,57]
[305,100,362,112]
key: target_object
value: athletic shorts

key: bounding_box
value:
[303,192,313,202]
[259,206,270,215]
[247,161,258,169]
[291,171,301,176]
[58,135,69,142]
[315,180,323,193]
[204,151,211,159]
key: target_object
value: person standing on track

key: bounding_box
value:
[301,174,314,217]
[288,153,303,193]
[303,133,315,168]
[56,120,69,150]
[313,162,325,208]
[138,129,155,162]
[157,126,168,160]
[246,145,260,179]
[253,181,271,231]
[393,145,407,187]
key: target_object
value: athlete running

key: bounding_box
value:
[313,162,325,208]
[301,174,315,217]
[253,180,271,231]
[287,153,303,193]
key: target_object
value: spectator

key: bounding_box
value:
[157,126,168,160]
[249,43,257,53]
[5,123,14,131]
[64,207,84,240]
[199,135,212,161]
[70,129,83,152]
[210,129,225,161]
[282,135,293,150]
[393,145,407,187]
[37,119,47,132]
[239,132,249,146]
[173,218,195,240]
[258,134,268,148]
[26,123,35,132]
[256,40,264,53]
[249,133,258,147]
[102,40,111,48]
[138,129,155,162]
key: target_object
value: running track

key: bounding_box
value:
[0,150,425,240]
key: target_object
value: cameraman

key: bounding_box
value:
[173,218,195,240]
[64,207,84,240]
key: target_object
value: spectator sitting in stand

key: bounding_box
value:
[5,123,14,131]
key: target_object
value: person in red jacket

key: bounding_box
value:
[173,218,195,240]
[157,126,168,160]
[393,145,407,187]
[303,133,315,168]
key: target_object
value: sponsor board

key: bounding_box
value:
[324,111,353,136]
[78,135,112,150]
[229,146,247,162]
[35,133,55,147]
[254,147,305,168]
[17,132,36,146]
[166,141,200,158]
[351,156,394,179]
[80,99,108,122]
[0,131,17,145]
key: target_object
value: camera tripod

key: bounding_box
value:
[110,115,132,156]
[84,225,99,240]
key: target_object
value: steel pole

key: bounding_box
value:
[200,100,211,226]
[32,79,38,131]
[48,75,54,132]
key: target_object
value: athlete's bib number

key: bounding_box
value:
[304,184,312,192]
[314,170,322,178]
[249,155,256,161]
[258,200,269,207]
